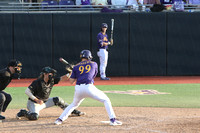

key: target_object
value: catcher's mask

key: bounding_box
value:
[42,66,57,77]
[8,59,22,74]
[80,50,93,60]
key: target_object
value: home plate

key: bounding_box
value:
[100,121,110,124]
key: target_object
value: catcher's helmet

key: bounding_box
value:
[101,23,108,28]
[8,59,22,73]
[42,66,57,75]
[80,50,93,60]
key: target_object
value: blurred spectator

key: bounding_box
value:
[41,0,58,9]
[173,0,184,11]
[59,0,75,6]
[76,0,92,5]
[25,0,43,7]
[107,0,111,5]
[127,0,138,5]
[188,0,200,10]
[160,0,174,4]
[92,0,108,5]
[76,0,94,10]
[150,3,165,11]
[189,0,200,4]
[110,0,127,8]
[101,7,123,12]
[126,0,138,10]
[143,0,160,4]
[75,0,81,5]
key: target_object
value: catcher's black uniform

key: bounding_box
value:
[28,77,60,102]
[0,68,13,119]
[16,74,84,120]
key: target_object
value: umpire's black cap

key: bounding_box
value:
[8,59,22,67]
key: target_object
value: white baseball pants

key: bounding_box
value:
[59,84,116,121]
[97,49,108,78]
[27,98,55,115]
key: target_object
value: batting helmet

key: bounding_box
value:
[80,50,93,60]
[101,23,108,28]
[8,59,22,73]
[42,66,57,75]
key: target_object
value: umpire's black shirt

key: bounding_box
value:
[28,77,60,102]
[0,68,13,91]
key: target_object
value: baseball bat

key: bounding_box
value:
[111,19,114,40]
[59,57,73,69]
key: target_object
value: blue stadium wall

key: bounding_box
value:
[0,12,200,78]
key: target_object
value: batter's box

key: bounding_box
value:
[104,90,170,95]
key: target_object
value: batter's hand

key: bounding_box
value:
[65,66,73,73]
[65,65,73,73]
[110,39,113,46]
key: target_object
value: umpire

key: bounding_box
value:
[0,59,22,120]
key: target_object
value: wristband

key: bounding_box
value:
[108,42,111,45]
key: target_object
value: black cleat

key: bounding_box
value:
[0,115,5,120]
[70,111,86,117]
[16,109,27,119]
[78,112,86,116]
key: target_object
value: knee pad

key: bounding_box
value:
[27,112,39,120]
[53,97,67,109]
[6,94,12,103]
[0,93,6,103]
[53,97,64,105]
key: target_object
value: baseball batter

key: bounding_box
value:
[16,66,85,120]
[97,23,113,80]
[0,59,22,120]
[54,50,122,126]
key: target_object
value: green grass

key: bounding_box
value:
[5,84,200,109]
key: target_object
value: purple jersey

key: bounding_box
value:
[70,60,98,85]
[97,32,109,50]
[81,0,91,5]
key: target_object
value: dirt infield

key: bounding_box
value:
[1,107,200,133]
[2,76,200,133]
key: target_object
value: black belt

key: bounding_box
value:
[28,98,47,103]
[99,48,108,51]
[76,83,91,85]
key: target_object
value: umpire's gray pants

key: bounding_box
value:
[27,98,55,115]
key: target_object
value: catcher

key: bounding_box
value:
[16,66,85,120]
